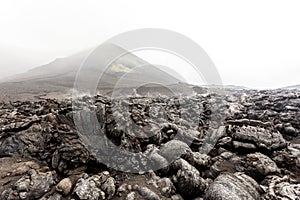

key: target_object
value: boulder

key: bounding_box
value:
[204,172,262,200]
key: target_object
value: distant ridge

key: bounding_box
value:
[280,84,300,90]
[0,44,181,101]
[201,84,252,90]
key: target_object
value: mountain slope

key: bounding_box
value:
[0,44,181,101]
[280,84,300,90]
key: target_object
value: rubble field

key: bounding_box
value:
[0,89,299,200]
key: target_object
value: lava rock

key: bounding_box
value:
[55,177,73,196]
[261,175,300,199]
[234,152,280,181]
[1,169,55,200]
[74,171,115,200]
[204,172,262,200]
[228,123,287,152]
[171,158,207,198]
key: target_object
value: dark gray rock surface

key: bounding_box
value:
[203,172,262,200]
[0,89,299,199]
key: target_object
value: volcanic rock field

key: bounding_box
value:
[0,89,299,200]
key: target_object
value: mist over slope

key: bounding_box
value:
[0,44,182,101]
[281,84,300,90]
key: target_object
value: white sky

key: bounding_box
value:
[0,0,299,89]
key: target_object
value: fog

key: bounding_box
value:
[0,0,300,89]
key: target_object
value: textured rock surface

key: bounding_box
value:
[0,89,299,199]
[203,172,262,200]
[234,152,280,181]
[74,171,115,200]
[261,175,300,200]
[55,177,73,196]
[227,123,287,152]
[1,169,55,199]
[171,158,208,198]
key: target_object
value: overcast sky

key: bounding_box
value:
[0,0,299,89]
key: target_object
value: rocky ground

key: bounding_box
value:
[0,89,299,200]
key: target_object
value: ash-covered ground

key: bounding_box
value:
[0,89,299,200]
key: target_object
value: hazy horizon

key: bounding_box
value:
[1,0,300,89]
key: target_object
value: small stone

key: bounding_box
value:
[126,191,136,200]
[19,192,27,199]
[56,178,72,196]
